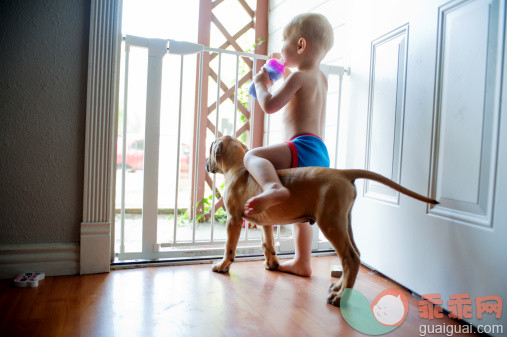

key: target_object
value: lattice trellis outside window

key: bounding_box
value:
[191,0,268,223]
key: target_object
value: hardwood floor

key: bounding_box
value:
[0,256,484,337]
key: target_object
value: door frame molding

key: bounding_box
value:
[81,0,122,274]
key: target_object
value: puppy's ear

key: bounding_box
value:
[214,141,223,156]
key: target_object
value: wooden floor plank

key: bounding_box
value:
[0,256,485,337]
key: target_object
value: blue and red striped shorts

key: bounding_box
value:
[285,133,330,168]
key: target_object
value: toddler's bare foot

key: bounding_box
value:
[244,184,289,216]
[277,259,312,277]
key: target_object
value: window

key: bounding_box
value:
[114,0,270,260]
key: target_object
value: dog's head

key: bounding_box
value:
[206,135,249,174]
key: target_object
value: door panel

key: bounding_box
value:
[365,25,409,205]
[430,0,503,227]
[345,0,506,333]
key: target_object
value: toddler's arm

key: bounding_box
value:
[254,69,302,114]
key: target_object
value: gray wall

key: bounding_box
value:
[0,0,91,244]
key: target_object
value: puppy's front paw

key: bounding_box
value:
[212,259,231,273]
[327,290,343,307]
[264,255,280,270]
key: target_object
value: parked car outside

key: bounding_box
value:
[117,139,144,171]
[117,138,190,173]
[180,143,190,174]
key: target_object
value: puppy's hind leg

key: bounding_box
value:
[261,225,279,270]
[348,210,360,258]
[319,215,360,307]
[212,215,242,273]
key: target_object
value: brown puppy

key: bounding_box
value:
[206,135,437,306]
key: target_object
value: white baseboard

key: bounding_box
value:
[0,243,80,279]
[80,222,111,275]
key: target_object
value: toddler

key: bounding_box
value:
[243,13,334,276]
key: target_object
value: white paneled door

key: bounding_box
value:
[345,0,506,333]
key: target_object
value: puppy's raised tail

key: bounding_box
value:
[340,169,439,205]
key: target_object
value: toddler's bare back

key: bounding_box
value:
[283,68,328,140]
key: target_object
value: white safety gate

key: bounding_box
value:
[115,35,349,261]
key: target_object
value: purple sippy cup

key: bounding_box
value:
[249,58,285,99]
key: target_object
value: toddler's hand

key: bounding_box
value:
[268,52,282,60]
[254,67,273,86]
